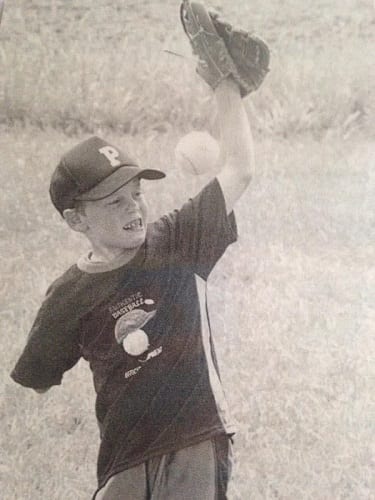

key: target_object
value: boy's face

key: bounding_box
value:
[79,178,148,254]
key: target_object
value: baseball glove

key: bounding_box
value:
[180,0,270,97]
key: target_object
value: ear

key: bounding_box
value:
[62,208,89,233]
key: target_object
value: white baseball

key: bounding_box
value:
[174,131,220,176]
[122,329,149,356]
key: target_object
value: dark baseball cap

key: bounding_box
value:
[49,136,165,214]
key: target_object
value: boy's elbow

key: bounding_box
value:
[225,154,253,180]
[219,163,252,192]
[235,163,252,188]
[240,169,252,186]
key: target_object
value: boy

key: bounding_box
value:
[11,2,269,496]
[11,79,252,499]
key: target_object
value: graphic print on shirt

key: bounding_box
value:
[114,307,156,356]
[110,294,162,379]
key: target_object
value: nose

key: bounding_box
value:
[123,195,139,211]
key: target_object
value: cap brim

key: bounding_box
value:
[75,166,165,201]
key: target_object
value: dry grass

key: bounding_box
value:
[0,1,374,499]
[0,0,374,137]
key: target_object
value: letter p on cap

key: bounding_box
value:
[99,146,121,167]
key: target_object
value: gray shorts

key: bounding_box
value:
[94,434,233,500]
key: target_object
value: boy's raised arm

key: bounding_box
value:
[180,1,270,215]
[215,78,254,214]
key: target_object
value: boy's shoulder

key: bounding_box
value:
[40,262,119,322]
[41,264,87,314]
[46,264,83,296]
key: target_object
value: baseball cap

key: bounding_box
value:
[49,136,165,214]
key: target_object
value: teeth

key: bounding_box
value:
[124,218,141,230]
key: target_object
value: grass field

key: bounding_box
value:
[0,1,374,499]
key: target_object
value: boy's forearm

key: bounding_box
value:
[215,78,254,179]
[215,78,254,213]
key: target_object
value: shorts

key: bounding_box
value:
[94,434,233,500]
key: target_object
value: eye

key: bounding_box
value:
[107,198,120,206]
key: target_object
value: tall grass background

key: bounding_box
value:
[1,0,374,137]
[0,1,374,499]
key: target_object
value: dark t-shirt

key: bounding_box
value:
[11,179,237,489]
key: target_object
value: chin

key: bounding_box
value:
[125,232,146,248]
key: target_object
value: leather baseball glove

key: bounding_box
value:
[180,0,270,97]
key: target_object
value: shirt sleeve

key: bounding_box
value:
[162,178,238,279]
[10,275,82,390]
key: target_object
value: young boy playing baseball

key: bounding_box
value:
[11,2,269,498]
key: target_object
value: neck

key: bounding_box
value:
[89,244,140,264]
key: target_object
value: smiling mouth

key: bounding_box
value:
[123,218,143,231]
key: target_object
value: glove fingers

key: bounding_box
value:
[210,14,270,95]
[180,1,238,90]
[180,1,270,97]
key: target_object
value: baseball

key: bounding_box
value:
[122,329,150,356]
[174,131,220,176]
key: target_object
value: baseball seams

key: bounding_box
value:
[179,149,200,175]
